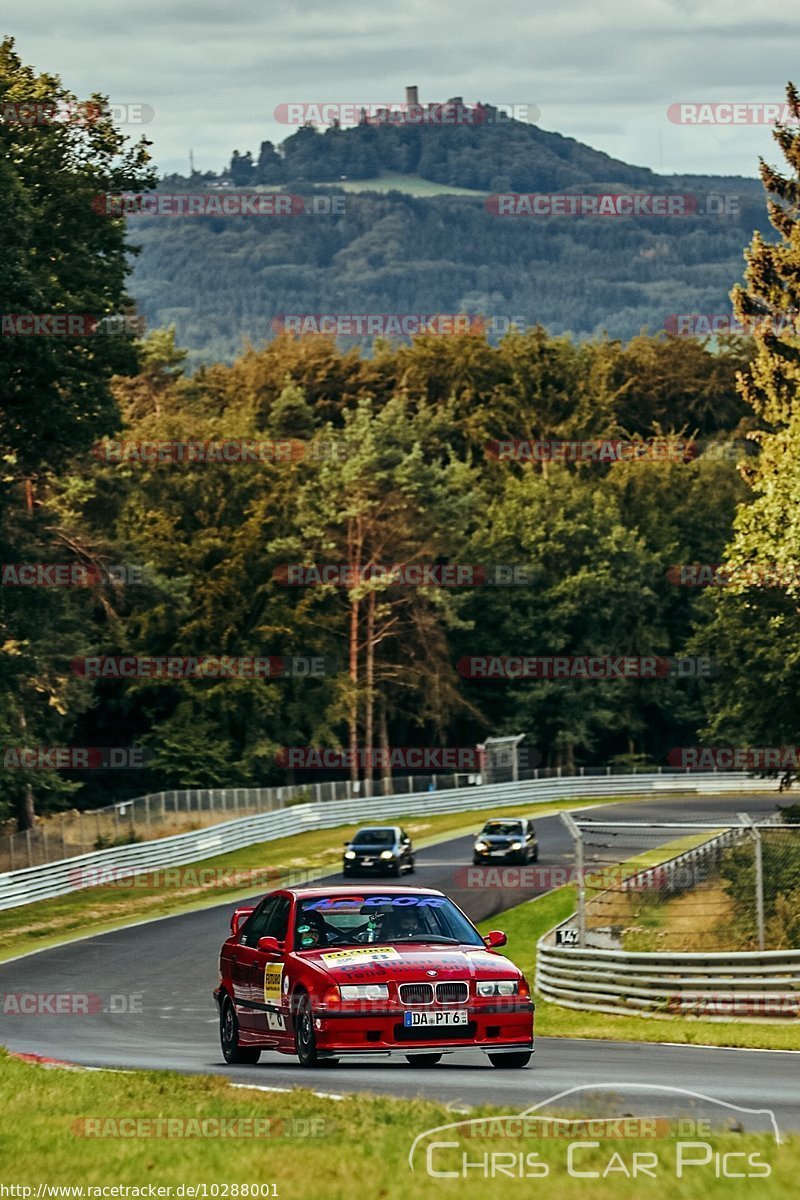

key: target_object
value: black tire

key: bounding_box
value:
[389,860,402,877]
[473,857,482,866]
[488,1051,531,1069]
[406,1053,442,1067]
[293,991,319,1067]
[406,858,415,874]
[219,995,261,1065]
[532,846,538,862]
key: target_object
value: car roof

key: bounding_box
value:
[353,825,398,832]
[287,885,443,899]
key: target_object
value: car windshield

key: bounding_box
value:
[352,829,395,845]
[483,821,523,836]
[293,894,483,949]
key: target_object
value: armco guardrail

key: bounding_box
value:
[535,943,800,1020]
[0,771,776,912]
[536,817,798,1019]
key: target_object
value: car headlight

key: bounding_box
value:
[476,980,519,997]
[511,841,523,850]
[344,850,356,859]
[380,850,395,859]
[340,984,389,1001]
[475,840,488,850]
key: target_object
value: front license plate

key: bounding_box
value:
[403,1009,469,1027]
[361,859,373,866]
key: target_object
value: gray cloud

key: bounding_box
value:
[6,0,797,177]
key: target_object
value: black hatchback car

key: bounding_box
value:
[473,817,538,865]
[342,825,415,876]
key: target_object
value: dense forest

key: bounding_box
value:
[132,109,769,365]
[3,41,800,829]
[129,185,772,367]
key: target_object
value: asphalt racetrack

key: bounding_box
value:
[1,792,797,1133]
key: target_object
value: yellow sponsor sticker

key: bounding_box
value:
[321,947,400,968]
[264,962,284,1004]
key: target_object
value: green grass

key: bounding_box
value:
[315,172,488,197]
[0,794,632,963]
[0,1050,795,1198]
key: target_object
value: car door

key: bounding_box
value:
[234,896,280,1032]
[249,895,292,1041]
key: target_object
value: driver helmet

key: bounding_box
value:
[296,909,326,948]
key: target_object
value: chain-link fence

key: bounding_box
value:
[0,763,780,874]
[564,814,800,952]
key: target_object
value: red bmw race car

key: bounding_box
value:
[214,885,534,1068]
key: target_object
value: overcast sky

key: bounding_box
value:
[7,0,798,178]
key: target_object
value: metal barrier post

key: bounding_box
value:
[738,812,765,951]
[561,813,585,946]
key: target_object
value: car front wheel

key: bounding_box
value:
[488,1051,531,1069]
[220,995,261,1065]
[293,991,319,1067]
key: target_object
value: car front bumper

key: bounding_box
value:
[343,859,400,872]
[308,1002,534,1054]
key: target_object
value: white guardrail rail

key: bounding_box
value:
[535,943,800,1021]
[0,771,777,912]
[535,817,799,1021]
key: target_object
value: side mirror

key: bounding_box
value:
[483,930,507,949]
[257,936,283,954]
[231,907,253,936]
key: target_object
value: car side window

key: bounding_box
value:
[240,897,278,947]
[264,896,291,942]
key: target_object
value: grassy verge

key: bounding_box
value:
[478,842,800,1050]
[0,794,634,963]
[0,1050,794,1198]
